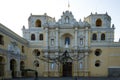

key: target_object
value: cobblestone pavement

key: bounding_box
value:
[4,77,120,80]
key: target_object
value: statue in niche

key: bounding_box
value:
[65,41,69,48]
[80,38,83,45]
[51,39,54,46]
[79,62,83,69]
[65,37,70,48]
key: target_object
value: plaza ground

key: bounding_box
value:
[4,77,120,80]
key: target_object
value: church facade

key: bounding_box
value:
[0,11,120,79]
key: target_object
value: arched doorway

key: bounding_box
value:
[0,56,5,77]
[20,61,25,77]
[62,62,72,77]
[10,59,17,78]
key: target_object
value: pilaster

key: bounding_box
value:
[55,28,59,49]
[5,57,11,78]
[44,52,49,77]
[74,27,78,49]
[85,27,89,49]
[84,52,89,76]
[36,32,39,41]
[98,32,101,42]
[16,58,21,77]
[55,52,58,71]
[45,27,49,49]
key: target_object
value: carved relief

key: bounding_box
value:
[8,41,20,54]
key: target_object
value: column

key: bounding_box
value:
[98,32,100,42]
[73,27,78,76]
[73,61,78,77]
[28,32,30,40]
[85,27,88,49]
[55,52,59,76]
[45,27,48,49]
[74,27,78,76]
[84,52,89,76]
[106,32,108,42]
[36,32,39,41]
[74,26,78,76]
[111,31,114,42]
[44,52,49,77]
[75,27,78,49]
[16,59,21,77]
[55,28,58,49]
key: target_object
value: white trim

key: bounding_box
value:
[109,54,120,56]
[108,66,120,68]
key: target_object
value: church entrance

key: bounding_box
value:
[62,62,72,77]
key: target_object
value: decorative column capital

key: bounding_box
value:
[55,27,59,31]
[85,26,89,30]
[74,27,78,32]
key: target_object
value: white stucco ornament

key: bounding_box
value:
[8,42,20,54]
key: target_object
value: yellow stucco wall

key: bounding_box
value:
[89,47,120,77]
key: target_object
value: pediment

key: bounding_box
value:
[57,11,77,25]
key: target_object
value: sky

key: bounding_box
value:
[0,0,120,41]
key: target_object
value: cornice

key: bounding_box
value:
[0,23,28,45]
[0,48,26,59]
[91,45,120,47]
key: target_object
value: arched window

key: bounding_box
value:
[31,34,35,40]
[35,19,41,27]
[0,35,4,45]
[96,18,102,27]
[39,34,43,40]
[92,33,97,40]
[21,46,24,53]
[101,33,105,40]
[33,49,40,56]
[95,60,101,67]
[95,49,102,56]
[65,16,69,23]
[65,37,70,45]
[34,60,39,67]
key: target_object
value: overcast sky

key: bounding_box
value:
[0,0,120,41]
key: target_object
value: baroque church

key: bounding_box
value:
[0,10,120,79]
